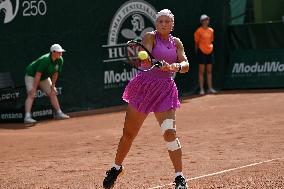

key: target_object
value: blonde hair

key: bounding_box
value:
[156,9,174,23]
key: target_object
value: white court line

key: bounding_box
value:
[148,157,284,189]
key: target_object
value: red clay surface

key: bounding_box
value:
[0,90,283,189]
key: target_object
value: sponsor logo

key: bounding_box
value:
[1,0,47,24]
[104,68,138,89]
[0,91,20,101]
[0,87,62,102]
[0,0,19,23]
[35,87,63,98]
[103,0,157,88]
[0,109,52,120]
[32,109,52,117]
[1,112,23,119]
[232,61,284,74]
[106,0,156,46]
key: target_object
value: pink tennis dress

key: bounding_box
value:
[123,32,180,113]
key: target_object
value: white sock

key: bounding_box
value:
[113,164,121,170]
[57,109,63,114]
[175,172,184,178]
[25,112,31,118]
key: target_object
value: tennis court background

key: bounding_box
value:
[0,0,283,118]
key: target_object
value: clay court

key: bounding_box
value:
[0,90,283,189]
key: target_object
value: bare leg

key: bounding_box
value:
[155,109,182,173]
[206,64,213,89]
[199,64,205,93]
[49,92,61,112]
[25,93,35,114]
[115,105,148,165]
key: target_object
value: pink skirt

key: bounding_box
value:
[123,72,180,113]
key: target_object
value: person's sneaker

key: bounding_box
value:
[208,88,217,94]
[200,89,205,95]
[55,112,70,119]
[103,166,123,189]
[24,117,37,124]
[174,175,188,189]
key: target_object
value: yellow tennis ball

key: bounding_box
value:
[138,51,148,60]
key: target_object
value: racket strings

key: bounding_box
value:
[126,43,151,69]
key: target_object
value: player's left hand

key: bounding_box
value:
[160,60,172,72]
[160,61,180,72]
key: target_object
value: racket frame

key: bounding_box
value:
[125,40,163,72]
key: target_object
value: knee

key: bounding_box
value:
[122,128,137,142]
[27,93,35,99]
[160,119,176,138]
[160,119,181,151]
[48,92,56,98]
[163,130,176,142]
[164,130,182,152]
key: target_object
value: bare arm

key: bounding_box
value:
[211,29,214,43]
[173,38,189,73]
[142,32,155,53]
[51,72,59,88]
[195,43,199,52]
[194,30,199,53]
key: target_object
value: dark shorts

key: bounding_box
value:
[197,49,214,64]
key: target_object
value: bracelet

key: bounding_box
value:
[177,63,182,72]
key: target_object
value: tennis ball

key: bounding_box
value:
[138,51,148,60]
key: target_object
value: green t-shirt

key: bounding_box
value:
[26,53,63,81]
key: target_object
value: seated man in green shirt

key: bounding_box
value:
[24,44,69,124]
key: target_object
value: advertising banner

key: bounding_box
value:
[0,0,229,122]
[224,50,284,89]
[0,87,54,122]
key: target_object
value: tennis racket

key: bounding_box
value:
[125,40,163,72]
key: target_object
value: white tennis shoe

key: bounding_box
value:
[208,88,217,94]
[24,117,37,124]
[200,89,205,95]
[55,112,70,119]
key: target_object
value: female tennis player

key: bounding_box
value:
[103,9,189,189]
[194,14,217,95]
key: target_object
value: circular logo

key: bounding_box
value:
[107,0,157,46]
[0,0,19,24]
[103,0,158,88]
